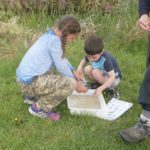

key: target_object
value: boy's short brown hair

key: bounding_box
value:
[84,34,103,55]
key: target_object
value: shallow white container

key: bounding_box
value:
[67,89,106,117]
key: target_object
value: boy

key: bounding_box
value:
[76,34,122,98]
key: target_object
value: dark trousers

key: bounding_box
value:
[138,35,150,111]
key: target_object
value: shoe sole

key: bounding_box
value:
[28,107,47,118]
[118,131,148,143]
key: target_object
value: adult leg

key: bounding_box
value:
[119,35,150,143]
[138,65,150,111]
[146,34,150,67]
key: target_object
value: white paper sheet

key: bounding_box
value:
[96,98,133,121]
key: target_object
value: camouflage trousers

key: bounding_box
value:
[17,74,76,112]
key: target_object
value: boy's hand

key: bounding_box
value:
[93,86,103,96]
[74,70,83,81]
[138,14,150,31]
[76,81,88,93]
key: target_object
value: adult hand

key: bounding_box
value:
[138,14,150,31]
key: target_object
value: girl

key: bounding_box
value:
[16,15,88,121]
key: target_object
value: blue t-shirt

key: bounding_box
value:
[85,51,122,78]
[16,29,75,84]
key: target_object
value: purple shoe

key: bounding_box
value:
[29,103,60,121]
[47,111,60,121]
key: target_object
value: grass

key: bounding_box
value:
[0,0,150,149]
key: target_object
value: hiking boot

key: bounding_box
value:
[119,118,150,143]
[107,88,120,99]
[23,96,37,105]
[29,103,60,121]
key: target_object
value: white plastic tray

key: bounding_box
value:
[67,89,106,116]
[67,89,133,121]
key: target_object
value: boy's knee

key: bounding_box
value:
[91,69,99,76]
[84,65,93,75]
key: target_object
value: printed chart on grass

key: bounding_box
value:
[97,98,133,121]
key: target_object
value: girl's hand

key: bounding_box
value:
[138,14,150,31]
[76,81,88,93]
[74,69,83,81]
[93,86,103,96]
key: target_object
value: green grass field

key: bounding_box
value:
[0,0,150,149]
